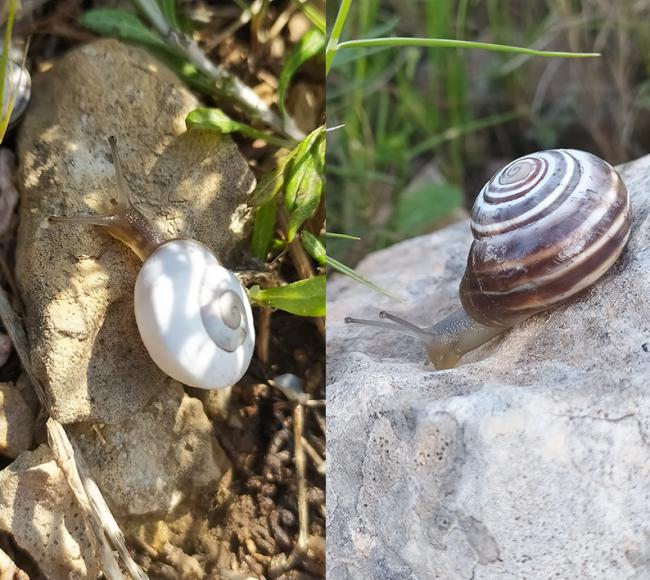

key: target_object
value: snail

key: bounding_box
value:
[49,136,255,389]
[345,149,631,370]
[1,51,31,128]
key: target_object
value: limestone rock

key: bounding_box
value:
[16,39,256,424]
[327,154,650,579]
[70,380,230,517]
[0,383,33,458]
[0,445,100,579]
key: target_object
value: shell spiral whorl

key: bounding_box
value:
[460,149,631,327]
[200,278,249,353]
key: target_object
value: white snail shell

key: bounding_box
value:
[134,239,255,389]
[2,58,31,128]
[460,149,631,327]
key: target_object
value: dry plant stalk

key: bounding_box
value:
[132,0,304,140]
[292,402,309,552]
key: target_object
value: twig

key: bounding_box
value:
[78,454,150,580]
[205,3,255,51]
[292,402,308,553]
[256,306,271,365]
[132,0,304,140]
[267,2,297,40]
[47,420,124,580]
[0,285,50,410]
[301,436,325,476]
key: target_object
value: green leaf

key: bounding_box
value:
[301,231,326,266]
[284,132,324,241]
[250,125,325,207]
[82,9,174,54]
[251,198,277,260]
[251,163,289,208]
[278,29,325,119]
[186,107,294,148]
[249,276,325,317]
[393,182,462,236]
[327,256,404,303]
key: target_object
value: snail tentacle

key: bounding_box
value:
[49,137,165,261]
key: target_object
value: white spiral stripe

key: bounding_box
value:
[484,156,548,198]
[472,152,577,236]
[477,169,622,274]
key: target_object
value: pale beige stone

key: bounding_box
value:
[327,154,650,579]
[69,380,230,517]
[16,39,255,424]
[0,383,33,458]
[0,445,100,579]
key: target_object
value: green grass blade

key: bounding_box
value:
[293,0,325,34]
[301,230,326,266]
[327,256,404,303]
[406,109,526,159]
[278,29,325,119]
[325,232,361,240]
[251,125,325,206]
[82,9,175,54]
[251,198,277,260]
[285,133,324,242]
[336,36,600,58]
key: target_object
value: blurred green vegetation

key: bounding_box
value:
[327,0,650,264]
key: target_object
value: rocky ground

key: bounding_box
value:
[327,154,650,579]
[0,6,325,579]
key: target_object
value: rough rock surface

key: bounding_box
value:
[0,445,100,579]
[0,383,33,458]
[327,155,650,579]
[16,39,256,424]
[70,380,230,517]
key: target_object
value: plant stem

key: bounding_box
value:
[325,0,352,75]
[132,0,305,140]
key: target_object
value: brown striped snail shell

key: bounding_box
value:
[345,149,631,370]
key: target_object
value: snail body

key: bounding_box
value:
[346,149,631,370]
[50,137,255,389]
